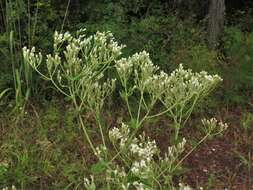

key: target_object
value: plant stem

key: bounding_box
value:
[136,92,143,123]
[123,81,133,120]
[78,113,97,156]
[174,124,180,141]
[60,0,71,33]
[73,98,97,156]
[175,133,209,169]
[158,133,210,178]
[95,113,106,150]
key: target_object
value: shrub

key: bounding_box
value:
[222,27,253,105]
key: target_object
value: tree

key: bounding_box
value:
[207,0,226,49]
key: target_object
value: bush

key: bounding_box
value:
[221,27,253,105]
[171,44,219,73]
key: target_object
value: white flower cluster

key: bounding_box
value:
[130,159,153,178]
[130,136,158,162]
[116,53,222,100]
[54,30,72,42]
[85,123,193,189]
[202,117,228,135]
[105,165,128,188]
[86,79,116,112]
[163,138,186,164]
[24,29,124,115]
[133,181,151,190]
[1,186,17,190]
[129,135,158,178]
[116,57,134,82]
[116,51,159,90]
[94,145,107,159]
[105,162,153,190]
[162,64,222,110]
[104,164,153,190]
[132,52,159,89]
[109,123,158,178]
[116,50,223,125]
[110,165,127,178]
[179,183,193,190]
[109,122,130,148]
[83,175,96,190]
[144,71,170,101]
[91,31,125,63]
[23,46,42,69]
[46,53,61,73]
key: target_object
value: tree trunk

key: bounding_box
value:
[207,0,226,49]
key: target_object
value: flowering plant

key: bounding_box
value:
[23,29,227,189]
[84,119,227,189]
[116,51,222,140]
[23,29,124,154]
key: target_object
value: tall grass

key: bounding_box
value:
[3,0,37,116]
[1,0,70,117]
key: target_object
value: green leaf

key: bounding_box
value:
[129,119,139,129]
[0,88,11,100]
[90,161,107,174]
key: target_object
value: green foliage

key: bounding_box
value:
[83,13,205,72]
[42,101,61,129]
[0,102,86,189]
[0,0,72,112]
[172,44,219,73]
[222,27,253,105]
[240,112,253,130]
[0,89,11,102]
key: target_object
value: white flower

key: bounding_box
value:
[202,117,228,135]
[133,181,151,190]
[109,123,130,149]
[163,138,186,163]
[179,183,193,190]
[84,175,96,190]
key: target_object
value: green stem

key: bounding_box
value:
[136,91,144,123]
[158,133,210,178]
[147,103,176,119]
[72,98,97,156]
[182,94,199,127]
[123,82,133,120]
[47,68,71,97]
[78,113,97,156]
[60,0,71,33]
[174,133,209,169]
[174,123,180,141]
[95,113,106,150]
